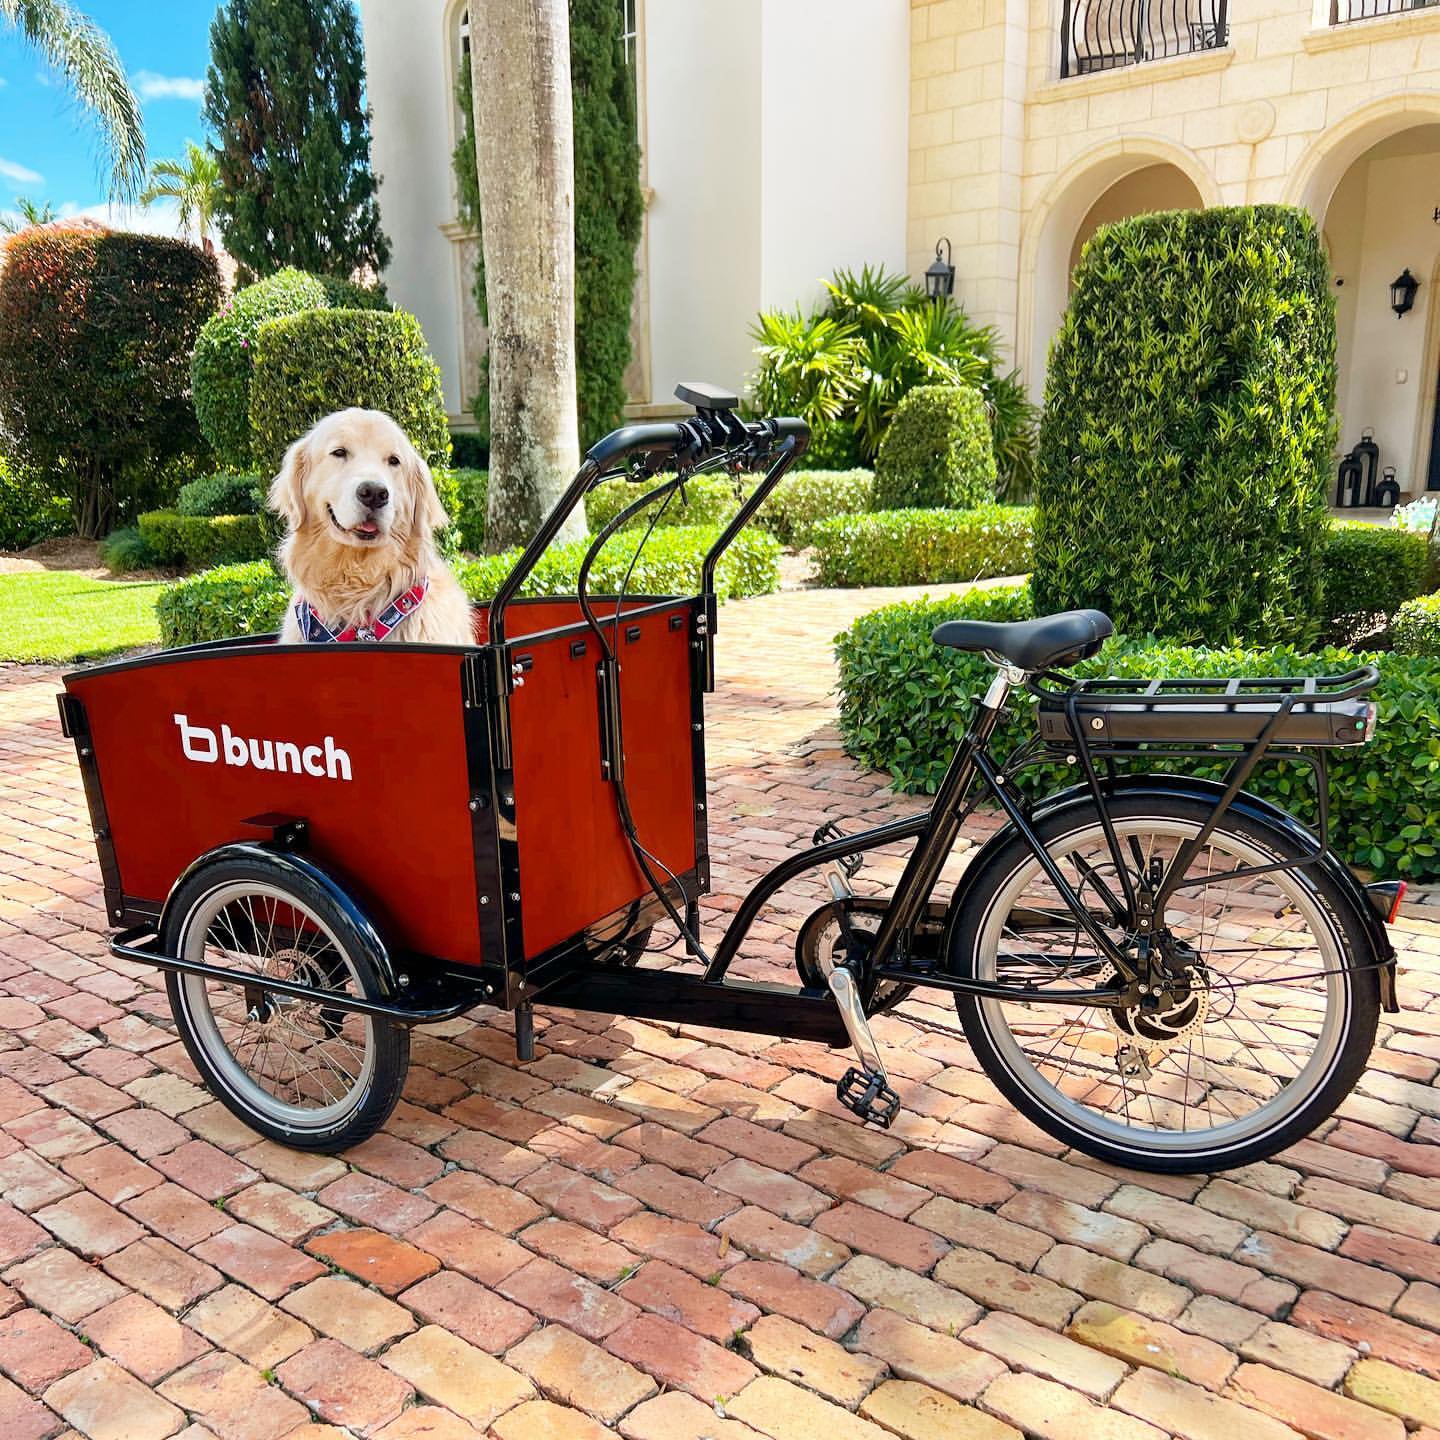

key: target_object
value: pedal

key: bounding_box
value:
[837,1067,901,1128]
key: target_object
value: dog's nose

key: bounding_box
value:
[356,482,389,512]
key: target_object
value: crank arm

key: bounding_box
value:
[826,964,886,1078]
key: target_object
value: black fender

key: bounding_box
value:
[159,841,400,999]
[944,774,1398,1011]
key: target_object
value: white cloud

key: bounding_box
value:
[133,71,205,103]
[0,157,43,185]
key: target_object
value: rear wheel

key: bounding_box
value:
[949,793,1380,1173]
[163,856,409,1152]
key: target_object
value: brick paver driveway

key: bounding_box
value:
[2,581,1440,1440]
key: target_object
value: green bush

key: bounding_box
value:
[190,269,329,469]
[0,225,222,537]
[157,559,287,647]
[176,471,264,517]
[809,507,1033,588]
[587,475,745,535]
[137,511,272,570]
[315,275,390,311]
[98,528,156,574]
[450,431,489,470]
[585,469,876,549]
[873,384,997,511]
[158,525,780,647]
[0,453,70,550]
[835,582,1440,878]
[1321,522,1428,644]
[760,469,874,546]
[1392,591,1440,657]
[1033,206,1334,647]
[248,308,451,474]
[448,467,489,552]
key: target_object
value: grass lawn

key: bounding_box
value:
[0,571,164,663]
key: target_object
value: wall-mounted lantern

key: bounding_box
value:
[925,237,955,301]
[1391,268,1421,318]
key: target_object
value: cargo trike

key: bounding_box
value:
[60,383,1402,1174]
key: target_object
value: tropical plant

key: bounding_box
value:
[0,0,145,200]
[1,197,57,234]
[749,263,1037,496]
[0,225,221,536]
[141,140,222,249]
[1033,205,1334,648]
[205,0,389,279]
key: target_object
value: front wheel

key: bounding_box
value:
[163,855,410,1152]
[949,792,1380,1173]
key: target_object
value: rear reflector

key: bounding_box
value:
[1366,880,1406,925]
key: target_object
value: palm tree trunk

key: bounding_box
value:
[471,0,585,550]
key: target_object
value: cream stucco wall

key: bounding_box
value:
[643,0,911,407]
[356,0,475,425]
[910,0,1440,490]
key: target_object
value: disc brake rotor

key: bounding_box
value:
[1102,961,1210,1052]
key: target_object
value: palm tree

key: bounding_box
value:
[141,140,221,249]
[0,196,57,234]
[0,0,145,200]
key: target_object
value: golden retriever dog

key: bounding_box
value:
[270,409,474,646]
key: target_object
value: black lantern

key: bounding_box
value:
[925,237,955,301]
[1391,267,1420,318]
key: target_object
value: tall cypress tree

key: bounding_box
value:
[454,0,641,447]
[205,0,389,280]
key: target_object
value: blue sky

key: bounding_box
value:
[0,1,215,230]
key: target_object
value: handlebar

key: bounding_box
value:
[489,394,809,653]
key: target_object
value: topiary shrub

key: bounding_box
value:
[315,275,390,311]
[248,308,451,474]
[1392,591,1440,657]
[873,384,997,511]
[137,511,272,569]
[158,524,780,647]
[0,225,222,536]
[760,469,874,546]
[835,583,1440,878]
[176,471,264,517]
[1033,206,1334,648]
[1321,522,1428,645]
[190,269,329,469]
[809,507,1033,588]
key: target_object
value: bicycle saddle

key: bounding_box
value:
[932,608,1113,671]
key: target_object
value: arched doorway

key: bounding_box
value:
[1312,122,1440,498]
[1019,142,1216,399]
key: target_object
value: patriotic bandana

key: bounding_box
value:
[295,577,430,643]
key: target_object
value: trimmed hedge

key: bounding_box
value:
[762,469,874,546]
[157,524,781,647]
[249,308,451,474]
[191,269,329,469]
[451,468,489,552]
[873,385,996,511]
[809,507,1033,588]
[835,581,1440,878]
[1393,592,1440,657]
[137,511,273,569]
[1033,206,1334,648]
[176,471,264,517]
[1321,522,1428,644]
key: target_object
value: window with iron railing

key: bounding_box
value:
[1330,0,1435,22]
[1060,0,1229,77]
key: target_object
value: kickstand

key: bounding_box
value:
[515,1002,535,1062]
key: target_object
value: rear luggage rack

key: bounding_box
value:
[1034,666,1379,749]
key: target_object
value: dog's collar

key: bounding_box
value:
[295,577,430,643]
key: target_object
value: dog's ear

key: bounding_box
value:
[405,442,450,538]
[269,434,311,530]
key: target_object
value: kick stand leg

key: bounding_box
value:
[515,1003,535,1063]
[685,899,703,958]
[825,965,901,1128]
